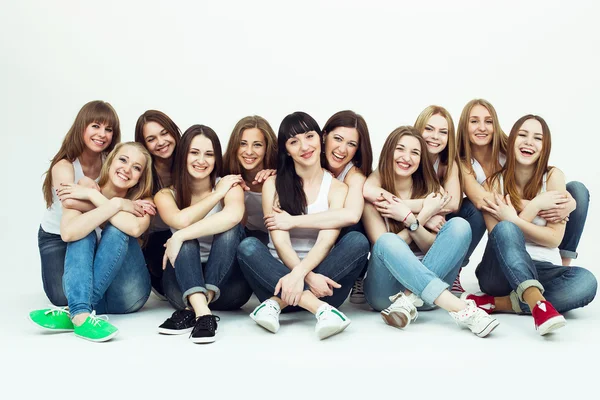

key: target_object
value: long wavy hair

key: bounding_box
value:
[275,112,323,216]
[42,100,121,207]
[378,126,441,233]
[322,110,373,177]
[223,115,277,178]
[172,125,223,209]
[97,142,153,201]
[487,115,552,213]
[456,99,507,175]
[134,110,182,194]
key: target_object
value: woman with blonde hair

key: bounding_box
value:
[362,126,499,337]
[30,142,155,342]
[464,115,596,335]
[223,115,277,244]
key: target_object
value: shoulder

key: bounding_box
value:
[52,159,74,174]
[155,187,176,201]
[330,177,348,196]
[365,168,381,185]
[345,166,366,185]
[546,167,565,186]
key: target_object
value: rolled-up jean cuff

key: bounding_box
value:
[420,278,449,305]
[182,286,208,308]
[509,291,524,314]
[559,249,577,260]
[516,279,544,302]
[205,284,220,302]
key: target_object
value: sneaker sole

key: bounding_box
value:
[474,318,500,338]
[538,315,566,336]
[316,320,351,340]
[74,330,119,342]
[381,308,410,329]
[250,314,279,333]
[190,335,217,344]
[157,327,193,335]
[28,315,74,332]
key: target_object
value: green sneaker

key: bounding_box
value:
[73,311,119,342]
[29,306,74,332]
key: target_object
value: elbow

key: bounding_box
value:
[61,199,78,210]
[171,216,191,230]
[129,225,145,238]
[60,229,76,243]
[348,213,361,226]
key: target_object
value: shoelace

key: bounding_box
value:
[352,279,364,294]
[393,294,418,322]
[191,315,220,335]
[170,309,194,323]
[44,305,70,316]
[87,311,110,327]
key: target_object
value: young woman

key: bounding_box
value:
[362,126,499,338]
[223,115,277,244]
[38,100,122,306]
[156,125,252,344]
[30,142,154,342]
[463,115,596,335]
[237,112,370,340]
[135,110,182,298]
[263,110,373,304]
[457,99,587,269]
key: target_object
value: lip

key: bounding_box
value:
[301,150,314,159]
[331,152,346,162]
[116,170,130,182]
[396,160,411,170]
[241,156,257,164]
[92,139,106,147]
[156,144,170,154]
[426,141,441,148]
[519,147,535,157]
[192,164,208,172]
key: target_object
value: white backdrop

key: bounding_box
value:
[1,0,599,397]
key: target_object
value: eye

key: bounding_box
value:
[205,153,214,157]
[307,134,314,139]
[254,143,263,147]
[105,128,113,133]
[425,126,433,132]
[485,120,493,125]
[469,120,477,124]
[349,142,357,147]
[146,137,154,143]
[290,139,298,145]
[518,133,526,137]
[190,150,199,155]
[440,130,448,135]
[535,136,543,141]
[119,156,127,163]
[335,136,342,142]
[92,124,100,128]
[134,166,142,172]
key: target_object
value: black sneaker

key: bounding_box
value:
[190,315,220,344]
[158,309,196,335]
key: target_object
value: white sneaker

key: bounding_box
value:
[349,277,366,304]
[315,304,351,340]
[381,292,419,329]
[450,299,500,338]
[250,299,281,333]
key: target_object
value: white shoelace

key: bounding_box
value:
[44,305,70,316]
[87,311,110,326]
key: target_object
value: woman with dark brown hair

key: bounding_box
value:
[463,115,596,335]
[135,110,182,298]
[362,126,499,337]
[155,125,251,344]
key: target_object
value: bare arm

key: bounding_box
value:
[364,170,424,212]
[60,198,123,242]
[442,162,461,212]
[52,160,96,212]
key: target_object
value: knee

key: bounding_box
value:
[237,237,262,262]
[372,233,400,258]
[491,221,522,241]
[364,288,390,312]
[566,181,589,203]
[101,223,128,240]
[342,231,370,254]
[216,224,243,243]
[45,288,68,307]
[443,217,472,243]
[118,276,151,314]
[573,268,598,305]
[180,239,200,254]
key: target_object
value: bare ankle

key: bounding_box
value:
[72,313,89,327]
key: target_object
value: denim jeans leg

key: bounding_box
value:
[448,198,486,268]
[142,229,171,294]
[312,231,370,307]
[38,226,68,306]
[364,252,406,312]
[475,239,514,297]
[559,181,589,260]
[63,231,97,317]
[210,268,253,311]
[237,237,292,302]
[204,224,247,302]
[95,235,151,314]
[172,240,208,308]
[337,221,369,278]
[162,266,186,310]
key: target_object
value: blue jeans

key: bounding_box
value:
[162,224,253,311]
[475,221,597,313]
[142,229,171,295]
[63,224,151,317]
[560,181,589,259]
[38,226,68,306]
[364,218,471,311]
[448,198,486,268]
[237,231,369,310]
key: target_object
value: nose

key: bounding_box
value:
[339,142,347,154]
[300,138,310,151]
[478,121,486,131]
[431,130,439,140]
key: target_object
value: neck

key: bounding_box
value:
[154,157,172,177]
[101,182,127,200]
[79,147,102,167]
[515,163,535,190]
[295,161,323,184]
[394,175,413,196]
[327,163,344,178]
[471,144,493,164]
[191,176,213,196]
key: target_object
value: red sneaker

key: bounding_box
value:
[460,292,496,314]
[532,300,566,336]
[451,269,465,295]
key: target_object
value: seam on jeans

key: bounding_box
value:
[374,245,423,297]
[182,286,208,308]
[65,233,96,317]
[93,231,128,303]
[489,229,535,290]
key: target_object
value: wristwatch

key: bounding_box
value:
[408,219,420,232]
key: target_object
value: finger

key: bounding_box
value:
[380,192,396,204]
[481,206,496,214]
[326,278,341,289]
[274,280,282,296]
[272,206,282,213]
[162,253,168,270]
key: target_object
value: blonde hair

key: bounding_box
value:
[456,99,507,175]
[42,101,121,207]
[98,142,153,201]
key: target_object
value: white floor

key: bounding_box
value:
[7,255,599,400]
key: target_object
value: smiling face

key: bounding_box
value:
[142,121,176,159]
[393,135,421,177]
[514,118,544,166]
[421,114,449,155]
[285,131,321,167]
[468,104,494,147]
[324,126,359,172]
[108,145,146,190]
[237,128,266,172]
[83,122,114,153]
[187,134,215,180]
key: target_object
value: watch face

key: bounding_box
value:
[410,221,419,231]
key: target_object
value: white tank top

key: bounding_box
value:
[472,153,506,185]
[499,174,561,265]
[244,191,265,232]
[168,180,223,263]
[335,161,354,182]
[41,158,96,235]
[268,171,333,261]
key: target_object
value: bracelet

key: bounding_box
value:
[402,211,413,223]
